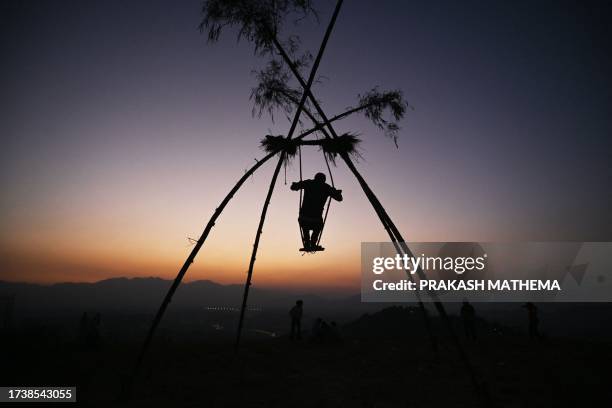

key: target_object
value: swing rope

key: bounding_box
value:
[298,145,307,247]
[316,150,334,246]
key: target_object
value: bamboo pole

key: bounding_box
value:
[234,0,344,350]
[235,153,285,350]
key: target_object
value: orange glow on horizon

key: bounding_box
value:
[0,129,507,290]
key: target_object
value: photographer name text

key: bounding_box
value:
[373,279,561,292]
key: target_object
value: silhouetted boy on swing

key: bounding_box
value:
[291,172,343,251]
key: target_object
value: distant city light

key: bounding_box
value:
[204,306,262,312]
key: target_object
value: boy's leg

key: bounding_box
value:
[300,226,310,248]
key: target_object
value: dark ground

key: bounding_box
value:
[1,306,611,407]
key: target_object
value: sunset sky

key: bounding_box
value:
[2,0,611,291]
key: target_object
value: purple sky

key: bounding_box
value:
[1,0,611,287]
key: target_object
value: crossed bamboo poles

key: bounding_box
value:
[234,0,343,350]
[126,0,483,400]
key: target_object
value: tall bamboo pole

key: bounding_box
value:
[234,0,344,350]
[235,153,286,349]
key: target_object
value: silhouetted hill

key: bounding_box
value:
[0,278,371,319]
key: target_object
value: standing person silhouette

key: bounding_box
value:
[289,300,304,340]
[78,312,89,349]
[522,302,541,340]
[291,172,343,251]
[460,300,477,340]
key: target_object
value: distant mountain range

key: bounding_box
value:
[2,278,611,339]
[0,277,369,317]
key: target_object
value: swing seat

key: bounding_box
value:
[299,245,325,253]
[297,215,325,253]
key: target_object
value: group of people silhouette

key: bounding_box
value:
[311,317,342,344]
[288,300,341,344]
[78,312,102,350]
